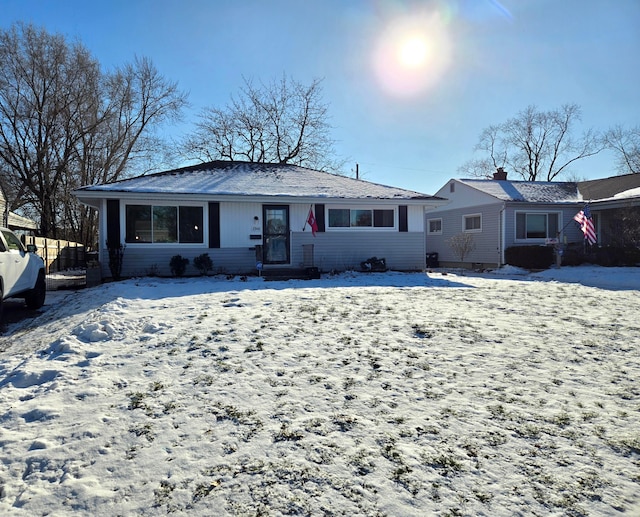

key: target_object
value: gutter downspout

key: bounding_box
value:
[499,203,506,266]
[422,204,428,270]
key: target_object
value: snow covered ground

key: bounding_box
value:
[1,266,639,516]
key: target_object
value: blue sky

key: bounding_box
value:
[3,0,639,194]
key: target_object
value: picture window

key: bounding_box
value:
[328,208,395,229]
[125,204,203,244]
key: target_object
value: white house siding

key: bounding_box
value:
[220,201,264,247]
[218,202,421,247]
[407,205,425,232]
[432,180,497,210]
[426,203,502,267]
[0,195,6,226]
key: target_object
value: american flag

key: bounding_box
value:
[573,205,597,245]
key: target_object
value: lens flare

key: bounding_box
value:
[372,10,452,98]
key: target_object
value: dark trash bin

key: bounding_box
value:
[426,252,439,268]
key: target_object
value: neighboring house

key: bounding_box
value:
[578,174,640,248]
[426,169,640,268]
[0,189,38,232]
[74,161,447,278]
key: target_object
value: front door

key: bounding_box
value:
[263,205,290,264]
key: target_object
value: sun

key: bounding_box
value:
[398,35,430,70]
[372,12,451,98]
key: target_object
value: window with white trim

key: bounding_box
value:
[328,208,395,229]
[515,212,559,240]
[125,204,204,244]
[427,218,442,234]
[463,214,482,232]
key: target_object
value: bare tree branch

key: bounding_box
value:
[604,125,640,175]
[183,75,340,172]
[0,23,188,243]
[461,104,603,181]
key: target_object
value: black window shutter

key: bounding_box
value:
[399,205,408,232]
[106,199,120,247]
[315,204,325,232]
[208,202,220,248]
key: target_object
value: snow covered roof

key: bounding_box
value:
[578,174,640,201]
[614,186,640,199]
[7,211,38,230]
[458,179,581,203]
[75,161,442,201]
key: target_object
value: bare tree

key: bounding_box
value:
[0,23,187,243]
[0,23,100,237]
[183,75,341,171]
[448,232,476,262]
[604,125,640,175]
[66,56,188,245]
[459,104,603,181]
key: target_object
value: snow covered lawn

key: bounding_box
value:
[1,267,639,516]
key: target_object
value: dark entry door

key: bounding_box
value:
[263,205,290,264]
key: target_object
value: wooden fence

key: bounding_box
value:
[21,236,86,274]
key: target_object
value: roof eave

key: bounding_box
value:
[73,189,446,204]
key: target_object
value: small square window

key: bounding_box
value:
[428,218,442,234]
[464,214,481,232]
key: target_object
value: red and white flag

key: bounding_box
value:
[307,207,318,237]
[573,205,597,245]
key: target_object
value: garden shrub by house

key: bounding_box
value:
[505,245,554,270]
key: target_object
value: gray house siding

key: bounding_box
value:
[108,247,259,278]
[293,231,426,272]
[503,204,586,248]
[108,231,426,278]
[427,203,502,267]
[427,201,596,269]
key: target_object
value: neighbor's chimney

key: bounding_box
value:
[493,167,507,180]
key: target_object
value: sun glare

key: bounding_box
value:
[372,11,451,98]
[398,35,429,69]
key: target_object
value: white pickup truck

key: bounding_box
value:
[0,227,46,321]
